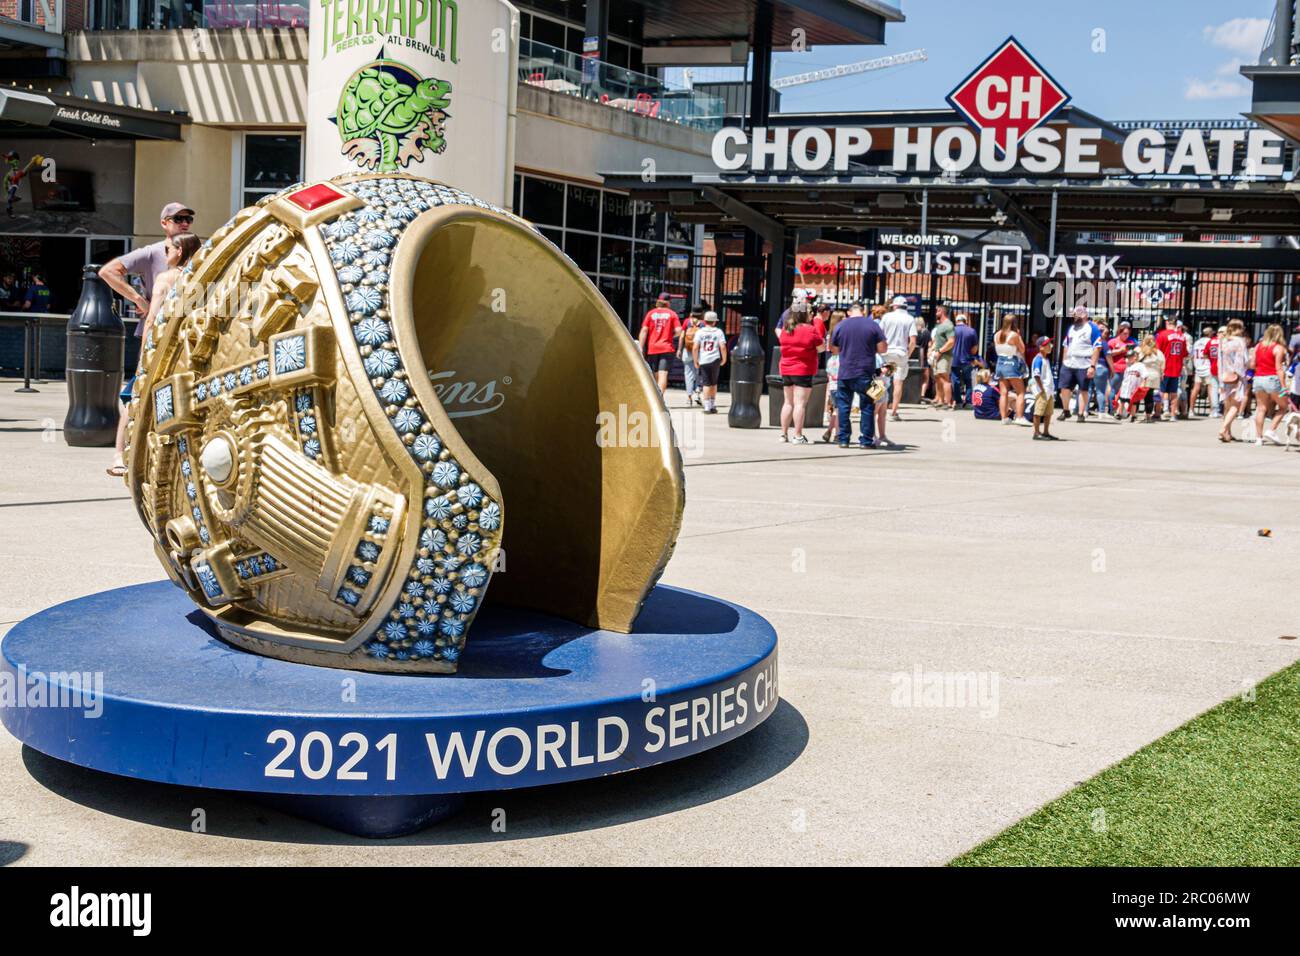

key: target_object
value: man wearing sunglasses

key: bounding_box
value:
[99,201,195,333]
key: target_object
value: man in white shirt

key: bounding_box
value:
[691,311,728,414]
[1189,323,1218,418]
[879,295,917,421]
[1056,305,1103,424]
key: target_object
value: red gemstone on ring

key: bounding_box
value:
[288,184,346,211]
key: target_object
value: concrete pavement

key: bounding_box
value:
[1,385,1297,865]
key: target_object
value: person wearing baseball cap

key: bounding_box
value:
[1030,335,1058,439]
[99,200,196,324]
[878,295,917,424]
[692,310,728,413]
[638,291,682,397]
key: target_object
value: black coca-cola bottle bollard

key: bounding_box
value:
[64,264,124,446]
[727,315,765,429]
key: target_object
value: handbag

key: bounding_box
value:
[866,378,887,403]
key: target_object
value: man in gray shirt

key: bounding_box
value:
[99,200,194,335]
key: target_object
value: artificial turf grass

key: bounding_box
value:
[950,660,1300,866]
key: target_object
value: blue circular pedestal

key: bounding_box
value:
[1,582,778,837]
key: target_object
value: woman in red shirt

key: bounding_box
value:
[777,306,825,444]
[1251,324,1288,444]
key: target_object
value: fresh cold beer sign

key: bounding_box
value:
[712,36,1286,178]
[946,36,1069,155]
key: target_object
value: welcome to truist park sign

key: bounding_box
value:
[713,37,1287,179]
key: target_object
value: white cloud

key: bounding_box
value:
[1184,19,1268,100]
[1202,17,1270,57]
[1184,76,1250,101]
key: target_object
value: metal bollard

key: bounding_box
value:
[15,316,38,393]
[727,315,765,429]
[63,264,124,447]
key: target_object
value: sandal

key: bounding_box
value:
[106,464,127,477]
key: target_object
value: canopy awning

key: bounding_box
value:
[0,86,187,140]
[601,169,1300,239]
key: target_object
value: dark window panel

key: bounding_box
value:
[564,231,599,272]
[530,14,566,50]
[244,134,300,189]
[634,201,664,242]
[522,176,565,226]
[666,210,693,246]
[602,191,634,237]
[598,274,631,323]
[599,236,631,275]
[606,40,629,69]
[566,184,601,233]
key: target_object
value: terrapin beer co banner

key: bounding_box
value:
[307,0,519,207]
[713,36,1287,178]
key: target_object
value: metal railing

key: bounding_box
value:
[1,310,140,391]
[87,0,306,30]
[0,311,71,393]
[518,38,725,132]
[1259,0,1299,65]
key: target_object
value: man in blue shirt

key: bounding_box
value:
[829,302,888,448]
[950,313,979,408]
[22,273,51,313]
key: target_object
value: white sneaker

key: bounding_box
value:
[1001,417,1014,426]
[1263,429,1282,446]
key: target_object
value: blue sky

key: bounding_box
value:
[768,0,1274,120]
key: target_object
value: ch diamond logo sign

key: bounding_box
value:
[947,36,1070,155]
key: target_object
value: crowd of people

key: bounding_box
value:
[642,289,1300,451]
[0,272,53,314]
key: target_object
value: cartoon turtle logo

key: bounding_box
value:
[333,57,452,173]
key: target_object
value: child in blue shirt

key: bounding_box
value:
[1030,336,1058,440]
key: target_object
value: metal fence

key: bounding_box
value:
[630,251,767,339]
[835,255,1300,357]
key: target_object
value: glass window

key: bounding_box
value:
[243,134,301,201]
[602,192,634,237]
[538,226,563,248]
[633,244,664,283]
[628,43,646,75]
[666,211,693,247]
[634,202,664,243]
[598,274,630,320]
[524,0,583,21]
[599,237,631,276]
[566,184,601,233]
[606,41,629,69]
[565,26,585,56]
[521,176,564,226]
[530,15,566,51]
[610,0,642,42]
[90,238,129,266]
[512,174,522,215]
[563,231,599,273]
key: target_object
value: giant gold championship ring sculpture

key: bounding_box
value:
[124,174,684,673]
